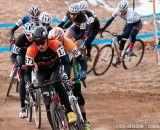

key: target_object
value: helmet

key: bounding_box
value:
[22,21,37,35]
[32,26,48,43]
[29,5,40,17]
[39,11,52,24]
[48,27,64,40]
[79,0,88,10]
[69,3,80,14]
[118,0,129,11]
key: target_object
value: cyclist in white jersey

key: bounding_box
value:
[100,0,142,56]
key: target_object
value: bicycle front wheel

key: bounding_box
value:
[6,67,18,97]
[122,39,145,69]
[33,89,41,128]
[93,44,114,76]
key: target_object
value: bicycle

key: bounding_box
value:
[62,77,87,130]
[32,81,69,130]
[93,30,145,76]
[25,69,41,129]
[6,62,25,97]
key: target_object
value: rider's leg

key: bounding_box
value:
[50,65,77,123]
[85,19,100,57]
[72,83,91,122]
[130,21,142,50]
[19,69,27,118]
[37,70,53,129]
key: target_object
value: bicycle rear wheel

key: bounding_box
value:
[93,44,114,76]
[122,39,145,69]
[33,89,41,128]
[6,67,18,97]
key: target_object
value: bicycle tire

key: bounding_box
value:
[26,91,32,122]
[50,99,68,130]
[33,89,41,129]
[87,45,99,74]
[93,44,114,76]
[122,39,145,69]
[6,67,18,97]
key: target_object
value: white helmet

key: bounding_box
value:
[118,0,129,11]
[29,5,40,17]
[22,21,37,35]
[69,3,80,14]
[39,12,52,24]
[79,0,88,10]
[48,27,64,40]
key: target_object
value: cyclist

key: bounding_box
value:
[48,27,92,130]
[10,5,40,46]
[25,26,77,129]
[39,11,53,32]
[100,0,142,59]
[10,21,37,118]
[58,3,90,53]
[79,0,100,61]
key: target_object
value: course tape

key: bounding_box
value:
[1,32,160,52]
[1,13,160,28]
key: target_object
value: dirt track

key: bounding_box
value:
[0,0,160,130]
[1,48,160,130]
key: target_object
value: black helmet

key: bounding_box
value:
[32,26,48,43]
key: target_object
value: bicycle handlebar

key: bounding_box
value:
[32,77,87,89]
[99,30,118,38]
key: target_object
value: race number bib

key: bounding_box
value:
[71,47,81,58]
[25,55,34,65]
[57,45,66,57]
[87,17,94,24]
[80,23,86,29]
[12,45,21,54]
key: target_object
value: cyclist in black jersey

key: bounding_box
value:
[58,1,99,60]
[10,21,37,118]
[10,5,40,45]
[39,11,53,33]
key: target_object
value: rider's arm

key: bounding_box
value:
[24,45,36,84]
[63,20,73,29]
[102,16,115,30]
[10,25,19,40]
[75,55,87,72]
[58,14,69,28]
[10,18,24,39]
[63,38,87,72]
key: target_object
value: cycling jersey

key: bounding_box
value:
[63,37,81,59]
[26,40,66,70]
[11,33,33,63]
[112,8,140,24]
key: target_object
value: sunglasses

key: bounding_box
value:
[35,40,46,46]
[42,23,50,26]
